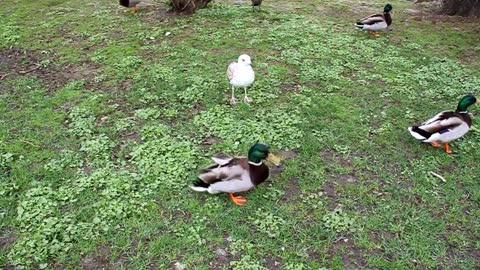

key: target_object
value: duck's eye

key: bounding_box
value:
[242,59,245,62]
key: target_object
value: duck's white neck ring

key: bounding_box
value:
[459,111,468,113]
[248,160,263,166]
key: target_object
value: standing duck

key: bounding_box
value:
[190,143,281,206]
[355,4,393,37]
[408,95,478,154]
[227,54,255,105]
[120,0,142,13]
[252,0,262,12]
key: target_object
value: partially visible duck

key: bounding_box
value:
[408,95,478,154]
[252,0,262,12]
[120,0,142,13]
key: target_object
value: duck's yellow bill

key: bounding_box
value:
[266,153,281,166]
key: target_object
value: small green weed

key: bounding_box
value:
[322,207,357,234]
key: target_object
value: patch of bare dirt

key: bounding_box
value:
[262,255,282,268]
[208,247,236,269]
[277,149,298,159]
[321,181,338,209]
[407,3,480,23]
[0,229,16,251]
[280,83,299,93]
[281,177,301,202]
[121,131,143,144]
[0,48,41,80]
[208,236,242,270]
[119,79,132,91]
[336,174,358,185]
[202,136,223,145]
[80,245,126,270]
[320,149,352,168]
[329,237,368,269]
[0,47,104,93]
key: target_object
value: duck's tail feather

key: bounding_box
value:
[408,126,431,140]
[190,177,222,192]
[198,170,220,183]
[190,179,210,192]
[199,164,219,174]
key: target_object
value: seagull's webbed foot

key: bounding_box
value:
[230,97,238,105]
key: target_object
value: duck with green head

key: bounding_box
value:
[355,4,393,37]
[190,143,281,206]
[408,95,479,154]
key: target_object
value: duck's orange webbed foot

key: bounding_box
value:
[444,143,452,154]
[229,193,247,206]
[131,5,138,13]
[367,30,380,37]
[431,141,442,148]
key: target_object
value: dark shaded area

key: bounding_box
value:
[440,0,480,17]
[170,0,213,14]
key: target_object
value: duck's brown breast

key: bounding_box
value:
[248,163,269,186]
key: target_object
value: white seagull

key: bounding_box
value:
[227,54,255,105]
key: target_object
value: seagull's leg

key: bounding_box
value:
[243,87,253,103]
[230,85,238,105]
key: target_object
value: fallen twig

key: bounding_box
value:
[0,73,11,80]
[18,64,41,74]
[20,140,41,148]
[334,236,348,243]
[0,64,40,80]
[429,171,446,183]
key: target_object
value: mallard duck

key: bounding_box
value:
[252,0,262,12]
[227,54,255,105]
[120,0,142,13]
[408,95,478,154]
[355,4,393,37]
[190,143,281,206]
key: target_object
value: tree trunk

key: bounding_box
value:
[170,0,213,14]
[440,0,480,17]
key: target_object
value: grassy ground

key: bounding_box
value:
[1,0,480,269]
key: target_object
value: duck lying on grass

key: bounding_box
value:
[408,95,478,154]
[120,0,142,13]
[190,143,281,206]
[355,4,393,37]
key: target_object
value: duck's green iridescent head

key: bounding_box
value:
[248,143,281,166]
[456,95,478,112]
[384,4,393,13]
